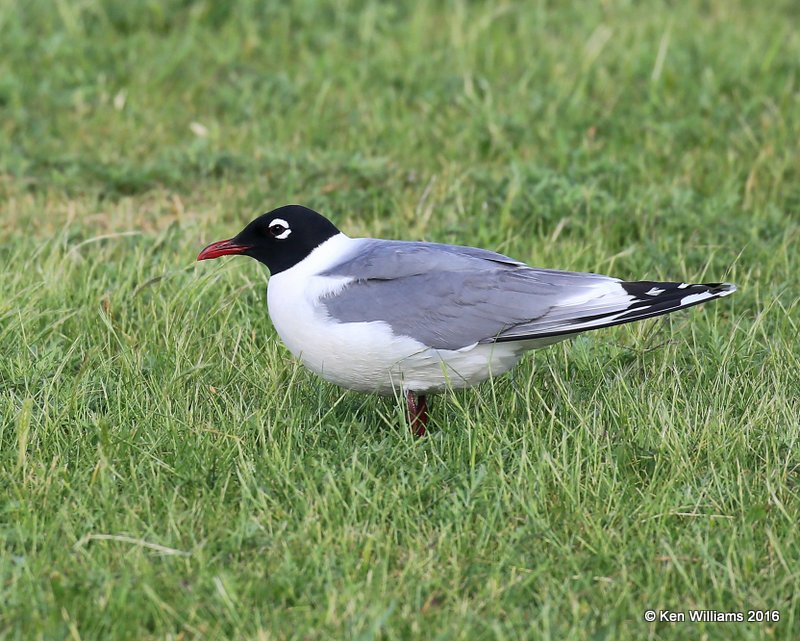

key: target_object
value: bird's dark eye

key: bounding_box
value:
[267,218,292,239]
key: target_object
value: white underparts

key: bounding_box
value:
[267,234,530,394]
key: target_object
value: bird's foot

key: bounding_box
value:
[405,391,428,437]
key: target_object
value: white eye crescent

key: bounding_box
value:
[269,218,291,240]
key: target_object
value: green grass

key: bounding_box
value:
[1,0,799,639]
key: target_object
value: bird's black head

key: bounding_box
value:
[197,205,341,274]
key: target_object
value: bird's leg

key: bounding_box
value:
[405,391,429,437]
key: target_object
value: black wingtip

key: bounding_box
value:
[621,280,736,301]
[612,279,736,324]
[715,282,737,295]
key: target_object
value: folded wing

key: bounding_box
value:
[320,240,735,350]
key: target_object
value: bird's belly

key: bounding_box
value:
[267,281,526,394]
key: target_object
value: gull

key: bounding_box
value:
[198,205,736,435]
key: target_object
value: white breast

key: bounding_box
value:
[266,234,527,394]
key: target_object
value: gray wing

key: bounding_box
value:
[320,239,735,350]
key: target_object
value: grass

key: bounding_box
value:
[1,0,799,639]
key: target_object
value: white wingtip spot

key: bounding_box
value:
[680,292,712,306]
[644,287,665,296]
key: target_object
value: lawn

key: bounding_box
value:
[1,1,799,639]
